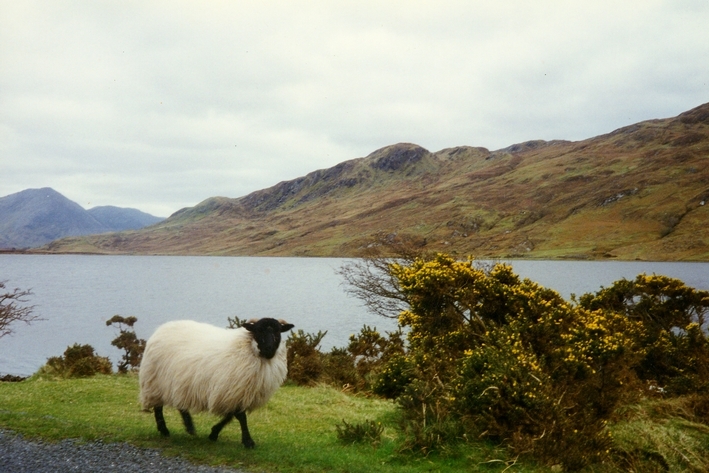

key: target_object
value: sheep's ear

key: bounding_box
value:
[242,322,256,332]
[279,322,294,333]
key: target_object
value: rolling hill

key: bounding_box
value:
[87,206,165,232]
[0,188,164,249]
[41,103,709,260]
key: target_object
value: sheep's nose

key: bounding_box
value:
[260,345,277,359]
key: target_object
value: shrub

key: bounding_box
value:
[335,419,384,447]
[453,314,636,469]
[321,347,357,388]
[345,253,645,469]
[372,353,413,399]
[284,325,406,391]
[106,315,146,373]
[226,315,245,328]
[346,325,405,391]
[286,329,327,385]
[337,251,709,469]
[40,343,112,378]
[578,274,709,395]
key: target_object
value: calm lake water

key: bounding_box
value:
[1,255,707,376]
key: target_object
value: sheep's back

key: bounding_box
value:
[139,320,288,416]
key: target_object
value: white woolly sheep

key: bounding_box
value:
[139,317,294,448]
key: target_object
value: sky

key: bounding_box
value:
[1,1,708,217]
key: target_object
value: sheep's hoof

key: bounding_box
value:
[242,438,255,449]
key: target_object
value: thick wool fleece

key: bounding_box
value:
[139,320,288,417]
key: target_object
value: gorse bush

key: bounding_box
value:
[340,250,709,470]
[384,254,643,468]
[372,353,412,399]
[321,346,358,388]
[287,329,328,386]
[40,343,113,378]
[578,273,709,395]
[219,255,709,470]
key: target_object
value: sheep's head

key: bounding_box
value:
[243,318,294,359]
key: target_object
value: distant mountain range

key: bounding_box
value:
[0,188,164,249]
[38,102,709,261]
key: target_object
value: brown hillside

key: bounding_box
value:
[42,103,709,260]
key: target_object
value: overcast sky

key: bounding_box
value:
[2,1,708,217]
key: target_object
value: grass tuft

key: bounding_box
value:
[609,397,709,472]
[335,419,384,447]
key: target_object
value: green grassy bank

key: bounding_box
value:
[2,375,708,472]
[0,375,527,473]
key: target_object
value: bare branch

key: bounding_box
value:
[337,232,429,319]
[0,281,41,339]
[339,258,408,318]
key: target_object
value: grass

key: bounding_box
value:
[2,375,708,472]
[609,397,709,472]
[0,374,533,473]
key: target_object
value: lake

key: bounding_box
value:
[1,255,707,376]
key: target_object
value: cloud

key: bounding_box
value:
[1,1,708,216]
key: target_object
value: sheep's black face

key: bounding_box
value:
[243,318,295,360]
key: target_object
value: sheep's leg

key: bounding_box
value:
[235,411,255,449]
[154,406,170,437]
[180,410,196,435]
[209,413,233,441]
[209,410,255,448]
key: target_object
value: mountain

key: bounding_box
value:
[0,188,164,249]
[41,103,709,261]
[87,206,164,232]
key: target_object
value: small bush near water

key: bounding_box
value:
[106,315,146,373]
[285,325,405,391]
[38,343,113,378]
[34,315,146,378]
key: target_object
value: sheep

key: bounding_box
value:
[139,317,294,448]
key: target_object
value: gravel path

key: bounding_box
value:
[0,430,246,473]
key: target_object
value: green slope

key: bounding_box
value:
[42,103,709,261]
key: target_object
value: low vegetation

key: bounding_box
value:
[105,315,146,373]
[335,419,385,447]
[32,315,146,379]
[36,343,113,378]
